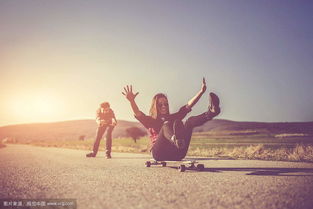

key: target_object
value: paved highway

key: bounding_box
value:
[1,145,313,209]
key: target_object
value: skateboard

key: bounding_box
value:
[144,159,205,172]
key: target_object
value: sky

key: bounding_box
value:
[1,0,313,126]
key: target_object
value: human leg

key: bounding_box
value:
[86,126,106,157]
[185,92,220,130]
[105,125,114,158]
[176,114,207,159]
[157,120,185,150]
[151,137,181,161]
[179,92,221,158]
[151,123,181,161]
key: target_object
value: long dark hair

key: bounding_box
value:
[149,93,169,119]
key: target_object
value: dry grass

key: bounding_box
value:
[0,141,5,148]
[275,133,309,138]
[4,135,313,162]
[188,144,313,162]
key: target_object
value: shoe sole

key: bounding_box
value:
[209,92,220,107]
[173,120,185,149]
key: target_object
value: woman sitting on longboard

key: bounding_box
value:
[122,78,220,161]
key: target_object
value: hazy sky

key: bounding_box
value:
[1,0,313,126]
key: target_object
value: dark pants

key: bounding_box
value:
[92,125,114,156]
[151,111,214,161]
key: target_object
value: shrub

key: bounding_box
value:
[125,127,146,143]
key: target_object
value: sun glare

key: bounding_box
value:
[33,97,57,116]
[10,94,62,123]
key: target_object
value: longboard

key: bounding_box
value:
[145,159,205,172]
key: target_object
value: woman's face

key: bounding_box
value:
[157,97,169,115]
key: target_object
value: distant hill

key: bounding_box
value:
[193,119,313,135]
[0,119,312,142]
[0,120,145,141]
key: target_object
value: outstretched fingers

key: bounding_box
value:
[122,85,129,96]
[122,85,139,101]
[201,77,207,93]
[123,86,128,94]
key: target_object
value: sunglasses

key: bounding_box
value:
[158,102,168,108]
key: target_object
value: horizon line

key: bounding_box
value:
[1,118,313,128]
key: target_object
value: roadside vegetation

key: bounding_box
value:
[4,129,313,162]
[0,141,6,148]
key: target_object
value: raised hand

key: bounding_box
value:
[122,85,139,101]
[201,77,207,93]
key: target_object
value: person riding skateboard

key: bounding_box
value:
[86,102,117,159]
[122,78,220,161]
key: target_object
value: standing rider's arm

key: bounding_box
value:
[96,109,102,126]
[112,111,117,126]
[186,78,207,109]
[122,85,142,117]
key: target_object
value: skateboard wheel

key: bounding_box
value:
[145,161,151,167]
[196,164,204,171]
[161,162,167,167]
[178,165,186,172]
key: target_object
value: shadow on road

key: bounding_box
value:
[185,157,235,161]
[102,156,150,159]
[203,167,313,176]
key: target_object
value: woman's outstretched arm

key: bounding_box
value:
[186,78,207,109]
[122,85,142,117]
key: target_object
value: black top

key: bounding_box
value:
[96,108,115,125]
[135,105,191,133]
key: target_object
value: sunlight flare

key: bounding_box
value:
[9,94,63,122]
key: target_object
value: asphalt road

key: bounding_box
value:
[1,144,313,209]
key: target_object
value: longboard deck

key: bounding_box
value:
[145,159,205,172]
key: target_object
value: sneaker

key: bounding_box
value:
[106,154,112,159]
[86,152,96,158]
[171,120,186,150]
[209,92,220,117]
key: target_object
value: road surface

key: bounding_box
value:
[1,144,313,209]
